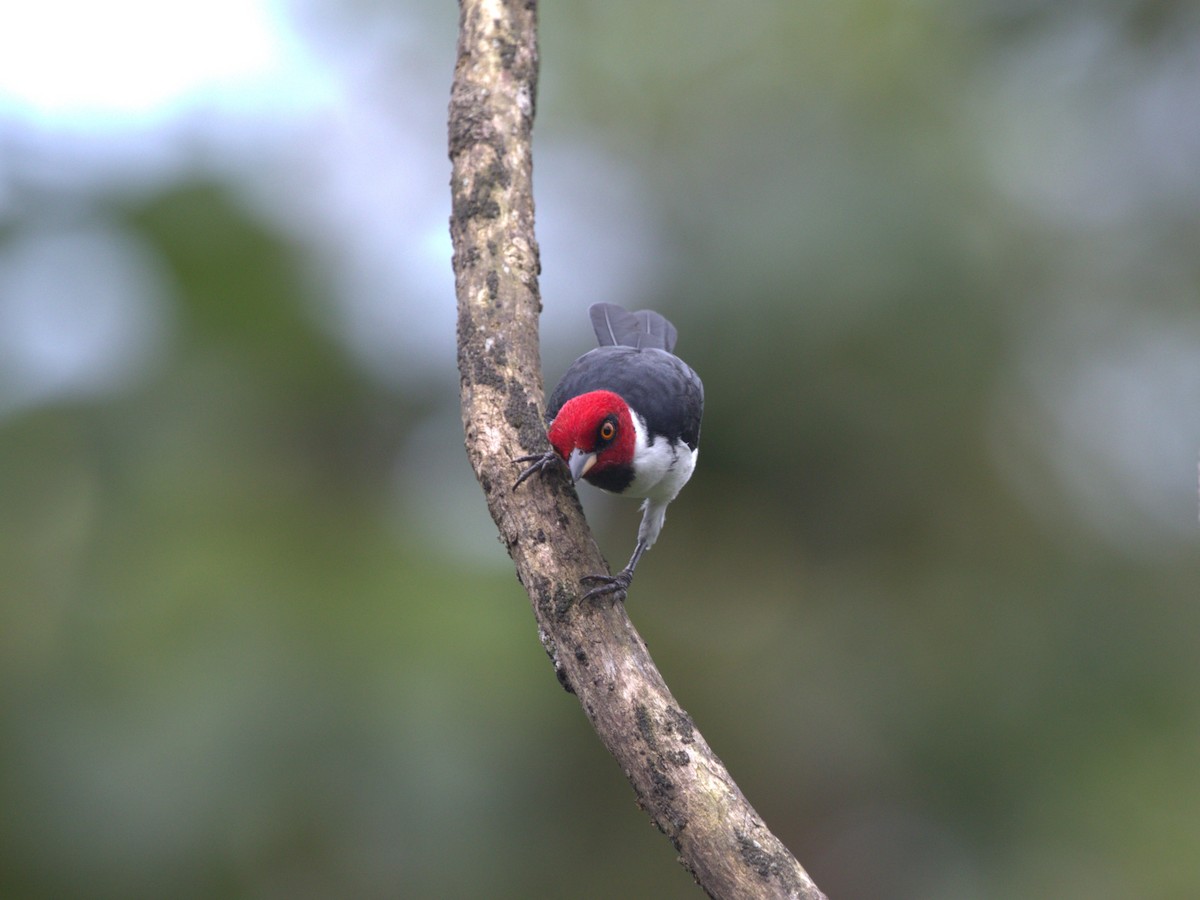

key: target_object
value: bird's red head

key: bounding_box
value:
[547,390,636,488]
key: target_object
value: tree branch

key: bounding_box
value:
[448,2,826,897]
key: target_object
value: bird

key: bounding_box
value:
[514,302,704,602]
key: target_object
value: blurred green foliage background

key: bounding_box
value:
[2,0,1199,897]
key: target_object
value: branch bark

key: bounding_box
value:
[448,2,826,897]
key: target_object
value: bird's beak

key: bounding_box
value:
[567,448,597,482]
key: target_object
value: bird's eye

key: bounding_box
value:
[599,420,616,442]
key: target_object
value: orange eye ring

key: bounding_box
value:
[599,421,616,441]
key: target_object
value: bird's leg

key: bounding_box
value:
[581,540,648,604]
[512,449,562,490]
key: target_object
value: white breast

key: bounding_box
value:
[625,411,698,504]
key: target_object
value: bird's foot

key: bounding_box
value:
[580,569,633,605]
[512,450,561,490]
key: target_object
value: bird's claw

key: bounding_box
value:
[580,570,633,604]
[512,450,561,490]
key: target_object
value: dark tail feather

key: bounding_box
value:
[589,303,678,352]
